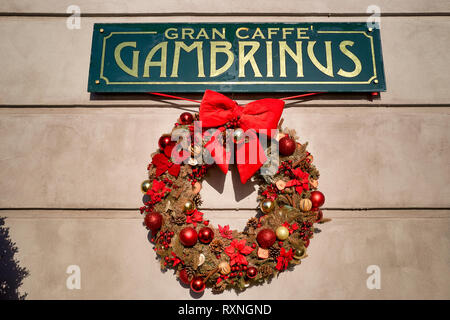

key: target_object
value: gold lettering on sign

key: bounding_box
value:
[282,28,294,39]
[239,42,262,77]
[267,28,279,39]
[182,28,195,40]
[171,42,205,78]
[337,41,362,78]
[212,28,226,40]
[308,41,333,77]
[297,28,310,39]
[279,41,303,77]
[165,28,178,40]
[266,41,273,77]
[196,28,209,40]
[236,27,249,39]
[143,42,167,77]
[114,42,139,77]
[210,41,234,77]
[251,28,265,39]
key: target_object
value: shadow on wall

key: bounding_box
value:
[0,217,29,300]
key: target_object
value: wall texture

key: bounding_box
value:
[0,1,449,299]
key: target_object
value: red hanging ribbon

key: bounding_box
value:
[147,90,321,184]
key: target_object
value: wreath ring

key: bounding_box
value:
[139,90,327,294]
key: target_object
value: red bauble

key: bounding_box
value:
[179,268,190,285]
[279,136,296,156]
[256,228,276,249]
[179,112,194,125]
[144,212,163,234]
[179,227,198,247]
[246,266,258,279]
[198,227,214,244]
[190,276,205,293]
[158,135,172,150]
[310,191,325,208]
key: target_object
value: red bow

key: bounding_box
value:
[199,90,284,184]
[151,153,180,178]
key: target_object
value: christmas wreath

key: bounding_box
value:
[139,90,328,294]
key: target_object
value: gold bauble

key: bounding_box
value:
[260,199,275,214]
[276,226,290,240]
[183,200,195,212]
[218,261,231,275]
[299,198,313,212]
[294,247,306,259]
[141,180,151,193]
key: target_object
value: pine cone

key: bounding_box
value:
[269,247,280,260]
[211,281,227,294]
[243,217,259,234]
[193,194,203,207]
[185,266,195,281]
[259,264,274,278]
[170,213,186,225]
[209,238,224,254]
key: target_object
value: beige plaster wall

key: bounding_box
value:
[0,1,449,299]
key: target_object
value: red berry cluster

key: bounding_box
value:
[163,252,184,267]
[139,205,149,214]
[161,177,174,186]
[227,264,248,278]
[152,230,175,250]
[224,116,240,129]
[299,221,313,242]
[305,152,312,163]
[188,165,209,184]
[276,160,294,177]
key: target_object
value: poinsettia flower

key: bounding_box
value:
[275,247,294,271]
[170,251,182,267]
[292,168,309,182]
[185,209,203,227]
[218,224,233,239]
[285,168,309,195]
[282,221,299,235]
[224,239,254,266]
[146,179,171,202]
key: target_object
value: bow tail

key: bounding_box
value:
[236,130,267,184]
[203,129,231,174]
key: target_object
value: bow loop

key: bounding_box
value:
[199,90,285,184]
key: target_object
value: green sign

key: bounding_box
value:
[88,23,386,93]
